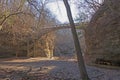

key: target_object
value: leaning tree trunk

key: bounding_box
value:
[63,0,90,80]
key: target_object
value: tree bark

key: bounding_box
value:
[33,40,36,57]
[27,41,30,57]
[63,0,90,80]
[16,44,20,58]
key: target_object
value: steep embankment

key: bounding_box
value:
[85,0,120,66]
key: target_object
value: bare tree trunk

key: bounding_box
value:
[16,44,19,58]
[27,41,30,57]
[63,0,90,80]
[33,40,36,57]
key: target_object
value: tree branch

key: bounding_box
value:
[0,12,34,26]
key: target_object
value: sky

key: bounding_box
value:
[46,1,78,23]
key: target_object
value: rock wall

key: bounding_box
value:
[85,0,120,64]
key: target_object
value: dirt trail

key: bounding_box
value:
[0,57,120,80]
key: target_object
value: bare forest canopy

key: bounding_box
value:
[0,0,104,58]
[0,0,57,58]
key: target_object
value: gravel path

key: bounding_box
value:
[0,57,120,80]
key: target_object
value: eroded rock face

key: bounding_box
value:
[85,0,120,64]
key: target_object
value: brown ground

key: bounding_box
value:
[0,57,120,80]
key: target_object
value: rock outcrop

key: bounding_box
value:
[85,0,120,65]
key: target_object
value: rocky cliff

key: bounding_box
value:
[85,0,120,65]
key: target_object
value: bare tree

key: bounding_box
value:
[0,0,57,58]
[63,0,90,80]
